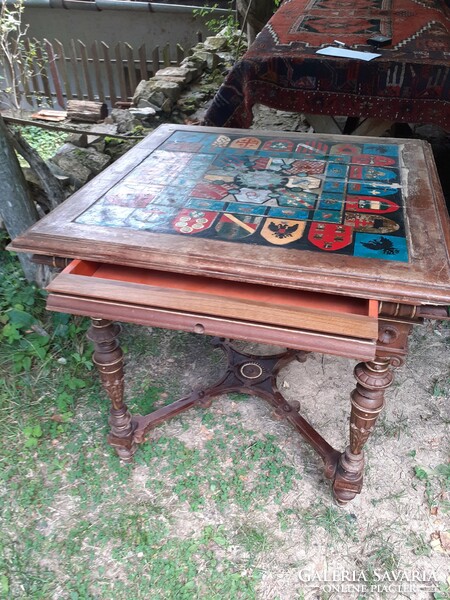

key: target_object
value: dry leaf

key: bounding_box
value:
[50,414,65,423]
[439,531,450,551]
[199,425,214,440]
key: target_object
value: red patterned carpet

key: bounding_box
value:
[204,0,450,129]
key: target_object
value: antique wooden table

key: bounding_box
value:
[203,0,450,134]
[10,124,450,504]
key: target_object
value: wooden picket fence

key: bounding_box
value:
[1,36,202,110]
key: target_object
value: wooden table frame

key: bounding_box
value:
[10,124,450,504]
[56,299,415,506]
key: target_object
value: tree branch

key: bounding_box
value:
[7,125,66,211]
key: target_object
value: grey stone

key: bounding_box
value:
[27,163,71,187]
[154,66,192,84]
[152,80,181,102]
[155,75,189,86]
[65,133,88,148]
[111,108,138,133]
[182,66,203,81]
[203,36,228,51]
[46,160,73,180]
[87,135,106,154]
[217,51,235,65]
[79,147,112,175]
[49,149,93,188]
[87,134,103,145]
[133,79,181,105]
[132,80,169,108]
[161,97,174,114]
[181,54,206,70]
[192,49,220,71]
[145,90,167,109]
[137,99,162,112]
[132,79,151,105]
[50,143,111,188]
[129,107,157,119]
[90,140,106,154]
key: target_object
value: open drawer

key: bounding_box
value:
[47,260,379,346]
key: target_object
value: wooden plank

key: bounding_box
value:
[69,38,83,99]
[54,39,72,101]
[33,38,53,106]
[125,43,137,93]
[11,39,26,98]
[114,42,127,102]
[8,38,24,108]
[79,40,94,101]
[152,46,160,77]
[176,44,185,66]
[91,41,105,102]
[2,113,144,139]
[138,44,147,81]
[1,46,15,101]
[24,38,41,97]
[44,39,65,108]
[18,43,33,105]
[32,110,67,116]
[162,43,171,68]
[31,111,66,122]
[101,42,117,108]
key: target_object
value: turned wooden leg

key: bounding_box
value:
[87,318,136,461]
[333,356,393,504]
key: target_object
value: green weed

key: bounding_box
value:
[435,582,450,600]
[414,463,450,511]
[299,501,359,543]
[18,125,67,161]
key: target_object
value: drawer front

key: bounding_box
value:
[47,292,377,361]
[46,260,379,341]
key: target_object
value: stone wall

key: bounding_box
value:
[25,31,239,209]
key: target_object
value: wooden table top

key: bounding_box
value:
[10,124,450,305]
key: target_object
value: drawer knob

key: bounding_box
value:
[194,323,205,334]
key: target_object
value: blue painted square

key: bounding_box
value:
[354,233,408,262]
[268,206,309,220]
[186,198,227,211]
[329,155,351,164]
[154,187,189,207]
[257,149,295,158]
[362,144,399,158]
[323,180,346,194]
[313,209,342,223]
[76,204,134,227]
[232,203,267,216]
[347,182,398,197]
[318,193,344,211]
[125,207,178,232]
[326,163,348,179]
[189,155,215,171]
[277,191,317,208]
